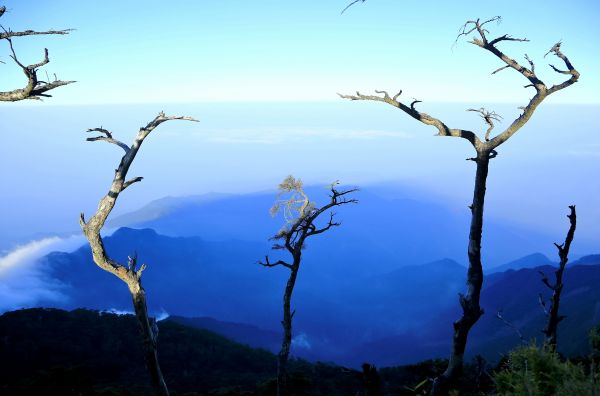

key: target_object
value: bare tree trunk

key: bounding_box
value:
[541,206,576,348]
[80,113,196,396]
[341,18,579,394]
[278,259,300,396]
[431,152,489,395]
[262,179,357,396]
[130,284,169,396]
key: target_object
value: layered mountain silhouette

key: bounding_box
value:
[37,223,600,367]
[107,187,571,269]
[490,252,554,273]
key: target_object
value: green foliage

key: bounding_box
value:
[494,342,600,395]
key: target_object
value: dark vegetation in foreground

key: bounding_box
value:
[1,308,598,395]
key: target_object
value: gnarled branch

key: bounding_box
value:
[258,256,293,270]
[455,19,579,149]
[86,127,131,153]
[0,9,74,101]
[540,205,577,348]
[339,90,481,149]
[467,108,502,141]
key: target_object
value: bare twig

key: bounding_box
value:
[496,310,526,344]
[341,0,365,15]
[467,108,502,141]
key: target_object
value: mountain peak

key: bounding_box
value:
[111,227,159,240]
[571,254,600,266]
[491,252,553,273]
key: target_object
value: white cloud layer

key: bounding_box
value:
[0,235,85,313]
[202,126,412,145]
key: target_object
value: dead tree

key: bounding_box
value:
[539,205,576,348]
[79,112,198,396]
[260,176,357,396]
[0,5,74,101]
[340,16,579,395]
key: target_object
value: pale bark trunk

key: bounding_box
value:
[80,113,195,396]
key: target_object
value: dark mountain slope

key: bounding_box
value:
[0,308,276,395]
[349,263,600,366]
[0,308,363,396]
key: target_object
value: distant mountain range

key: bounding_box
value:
[107,187,578,269]
[490,252,554,273]
[349,259,600,366]
[35,225,599,367]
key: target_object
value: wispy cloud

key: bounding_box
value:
[101,308,134,316]
[101,307,170,321]
[0,235,85,313]
[0,237,60,273]
[292,332,311,350]
[567,143,600,157]
[203,126,412,145]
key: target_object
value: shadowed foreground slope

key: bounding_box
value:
[0,308,364,395]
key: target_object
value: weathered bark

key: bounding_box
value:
[430,152,489,394]
[277,254,300,396]
[131,287,169,396]
[340,17,579,395]
[260,177,357,396]
[540,205,576,348]
[80,112,197,396]
[0,5,74,101]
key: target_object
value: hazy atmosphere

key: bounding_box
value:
[1,1,599,395]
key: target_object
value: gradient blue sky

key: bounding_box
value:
[1,0,599,104]
[0,1,599,254]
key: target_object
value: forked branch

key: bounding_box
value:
[86,127,131,153]
[79,112,198,285]
[258,256,293,270]
[1,9,74,101]
[262,176,357,396]
[455,18,579,149]
[540,205,577,347]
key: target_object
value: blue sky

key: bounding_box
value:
[1,0,599,104]
[0,1,599,253]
